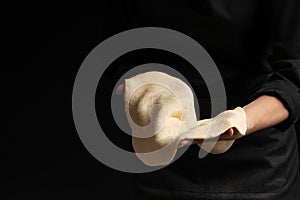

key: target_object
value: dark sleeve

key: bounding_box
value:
[252,0,300,127]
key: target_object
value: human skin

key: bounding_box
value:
[180,95,289,147]
[116,84,289,147]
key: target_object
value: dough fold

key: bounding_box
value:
[124,71,247,166]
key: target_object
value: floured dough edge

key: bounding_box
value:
[196,107,247,154]
[124,71,197,166]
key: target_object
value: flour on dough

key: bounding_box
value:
[124,71,247,166]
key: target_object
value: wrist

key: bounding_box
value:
[242,105,256,134]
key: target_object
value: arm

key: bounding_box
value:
[243,95,289,134]
[218,95,289,141]
[220,0,300,140]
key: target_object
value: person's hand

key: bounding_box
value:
[180,95,290,148]
[177,127,242,148]
[116,83,124,96]
[116,83,243,148]
[116,83,289,149]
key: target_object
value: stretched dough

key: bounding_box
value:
[124,71,247,166]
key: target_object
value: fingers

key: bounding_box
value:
[177,139,203,148]
[226,128,234,136]
[219,128,241,140]
[175,128,241,149]
[177,128,236,148]
[173,128,241,149]
[177,139,193,148]
[116,83,124,95]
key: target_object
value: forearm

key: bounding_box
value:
[243,95,289,134]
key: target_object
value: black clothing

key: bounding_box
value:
[109,0,300,199]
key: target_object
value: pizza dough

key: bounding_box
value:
[194,107,247,154]
[124,71,247,166]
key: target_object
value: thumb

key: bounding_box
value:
[116,83,124,95]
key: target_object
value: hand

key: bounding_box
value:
[117,83,289,150]
[179,95,290,148]
[116,84,243,148]
[177,127,241,148]
[116,83,124,95]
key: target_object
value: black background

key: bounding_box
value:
[7,1,300,199]
[8,1,137,199]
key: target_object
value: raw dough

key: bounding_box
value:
[124,71,247,166]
